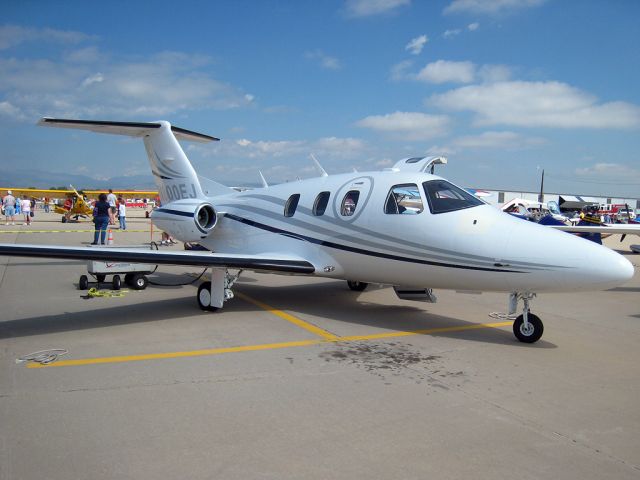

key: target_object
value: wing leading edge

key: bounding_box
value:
[550,224,640,235]
[0,244,316,274]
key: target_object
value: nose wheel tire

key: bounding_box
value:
[347,280,368,292]
[513,313,543,343]
[197,281,219,311]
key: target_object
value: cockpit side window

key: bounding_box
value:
[340,190,360,216]
[423,180,483,214]
[384,184,423,215]
[284,193,301,217]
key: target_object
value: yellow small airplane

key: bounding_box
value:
[1,186,158,222]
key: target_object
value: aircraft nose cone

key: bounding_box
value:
[588,247,635,288]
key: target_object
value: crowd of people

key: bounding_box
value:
[2,188,179,247]
[2,190,36,226]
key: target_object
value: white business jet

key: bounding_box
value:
[0,118,634,344]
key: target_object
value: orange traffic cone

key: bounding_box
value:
[107,229,114,245]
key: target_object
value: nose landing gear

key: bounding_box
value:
[510,292,544,343]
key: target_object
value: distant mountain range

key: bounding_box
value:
[0,169,157,190]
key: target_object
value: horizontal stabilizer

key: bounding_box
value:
[38,118,219,143]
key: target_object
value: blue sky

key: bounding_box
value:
[1,0,639,197]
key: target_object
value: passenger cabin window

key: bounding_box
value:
[313,191,330,216]
[284,194,300,217]
[384,184,423,215]
[423,180,483,214]
[340,190,360,216]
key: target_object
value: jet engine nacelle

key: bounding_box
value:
[151,199,218,242]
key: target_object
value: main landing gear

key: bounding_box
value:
[346,280,368,291]
[197,268,241,311]
[510,292,544,343]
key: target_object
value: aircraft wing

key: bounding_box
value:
[0,244,316,274]
[83,190,158,197]
[0,187,75,197]
[550,224,640,235]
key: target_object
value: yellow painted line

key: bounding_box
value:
[25,321,513,369]
[235,291,340,341]
[27,339,322,368]
[339,321,512,341]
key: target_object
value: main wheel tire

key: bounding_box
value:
[347,280,368,292]
[197,281,219,311]
[112,275,121,290]
[131,274,148,290]
[513,313,544,343]
[79,275,89,290]
[96,273,106,283]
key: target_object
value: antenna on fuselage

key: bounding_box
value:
[309,153,329,177]
[258,171,269,188]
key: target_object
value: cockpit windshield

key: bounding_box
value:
[422,180,484,214]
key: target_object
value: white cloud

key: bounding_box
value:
[444,0,546,16]
[443,29,461,39]
[405,35,428,55]
[0,101,26,121]
[80,72,104,88]
[210,136,366,160]
[575,163,640,179]
[0,48,253,120]
[467,22,480,31]
[305,50,341,70]
[426,145,457,156]
[389,60,414,81]
[416,60,476,84]
[477,64,511,83]
[0,25,94,50]
[356,111,450,140]
[452,130,545,149]
[345,0,411,17]
[430,81,640,129]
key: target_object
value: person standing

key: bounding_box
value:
[3,190,16,225]
[14,194,21,216]
[92,193,111,245]
[117,197,126,230]
[106,189,117,225]
[21,195,31,226]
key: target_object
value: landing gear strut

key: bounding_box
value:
[197,269,241,311]
[347,280,368,291]
[510,292,544,343]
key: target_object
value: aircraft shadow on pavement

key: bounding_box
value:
[0,279,556,347]
[606,286,640,292]
[235,281,556,348]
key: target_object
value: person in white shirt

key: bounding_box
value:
[3,190,16,225]
[21,195,32,226]
[117,197,126,230]
[106,189,117,225]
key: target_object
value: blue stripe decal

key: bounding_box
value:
[224,213,526,274]
[156,208,194,218]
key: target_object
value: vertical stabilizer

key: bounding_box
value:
[38,118,230,203]
[143,121,206,204]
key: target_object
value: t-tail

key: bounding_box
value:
[38,118,229,204]
[38,118,229,241]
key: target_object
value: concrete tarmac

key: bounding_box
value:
[1,211,639,479]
